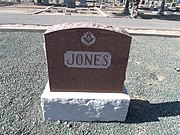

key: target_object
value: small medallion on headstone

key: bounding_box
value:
[81,32,96,46]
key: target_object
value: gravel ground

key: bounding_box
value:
[0,30,179,135]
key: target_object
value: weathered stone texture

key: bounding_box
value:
[41,83,130,121]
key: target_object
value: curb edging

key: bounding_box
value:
[0,24,180,37]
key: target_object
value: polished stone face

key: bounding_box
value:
[44,24,131,92]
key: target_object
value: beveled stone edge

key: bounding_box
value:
[44,22,130,36]
[41,82,130,99]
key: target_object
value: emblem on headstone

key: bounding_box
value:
[81,32,96,46]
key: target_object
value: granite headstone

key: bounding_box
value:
[44,22,131,93]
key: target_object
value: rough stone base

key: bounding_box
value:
[41,82,130,121]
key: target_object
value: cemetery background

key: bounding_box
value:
[0,0,180,20]
[0,30,179,134]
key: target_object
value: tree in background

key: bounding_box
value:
[158,0,165,15]
[122,0,130,15]
[122,0,140,16]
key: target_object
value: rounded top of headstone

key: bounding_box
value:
[45,22,129,36]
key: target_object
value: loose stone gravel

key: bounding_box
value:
[0,30,179,134]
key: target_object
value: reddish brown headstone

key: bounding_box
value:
[44,22,131,93]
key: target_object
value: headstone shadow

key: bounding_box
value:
[125,99,180,123]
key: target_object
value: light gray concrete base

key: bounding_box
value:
[41,82,130,121]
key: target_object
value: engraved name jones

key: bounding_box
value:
[64,51,111,68]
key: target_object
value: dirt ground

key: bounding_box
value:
[0,30,179,135]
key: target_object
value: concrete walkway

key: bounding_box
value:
[0,13,180,36]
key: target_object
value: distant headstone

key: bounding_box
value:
[41,22,131,121]
[42,0,49,5]
[80,0,87,7]
[67,0,75,8]
[44,22,131,93]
